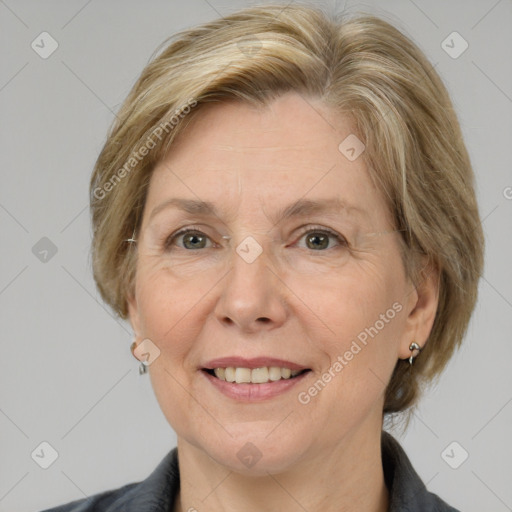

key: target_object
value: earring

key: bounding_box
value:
[130,341,148,374]
[408,342,422,365]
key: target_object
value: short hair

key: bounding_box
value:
[90,4,484,414]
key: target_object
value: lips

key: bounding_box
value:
[201,357,311,389]
[202,357,308,371]
[202,367,311,401]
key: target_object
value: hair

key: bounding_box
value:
[90,3,484,414]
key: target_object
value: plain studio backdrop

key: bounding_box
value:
[0,1,511,511]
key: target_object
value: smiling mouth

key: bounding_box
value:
[203,367,311,384]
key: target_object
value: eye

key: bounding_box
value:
[163,225,348,252]
[294,226,348,251]
[165,228,214,250]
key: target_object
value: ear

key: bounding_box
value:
[127,291,142,339]
[398,258,440,360]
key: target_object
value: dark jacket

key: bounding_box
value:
[40,431,460,511]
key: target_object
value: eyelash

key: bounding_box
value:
[164,225,348,251]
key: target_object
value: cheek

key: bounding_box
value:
[135,258,217,336]
[297,256,405,340]
[133,258,238,390]
[297,258,407,387]
[134,266,217,430]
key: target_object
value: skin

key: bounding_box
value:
[128,91,439,512]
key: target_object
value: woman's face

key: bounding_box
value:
[128,92,430,474]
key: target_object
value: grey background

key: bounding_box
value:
[1,0,511,510]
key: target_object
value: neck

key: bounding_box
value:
[173,424,389,512]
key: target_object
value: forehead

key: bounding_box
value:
[144,92,390,227]
[164,92,352,166]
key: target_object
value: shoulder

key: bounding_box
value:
[39,447,179,512]
[382,431,461,512]
[39,482,140,512]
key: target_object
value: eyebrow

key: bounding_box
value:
[149,197,367,223]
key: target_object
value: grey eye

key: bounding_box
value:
[305,232,330,250]
[166,229,213,250]
[296,228,347,251]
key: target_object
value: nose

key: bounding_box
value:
[214,238,288,334]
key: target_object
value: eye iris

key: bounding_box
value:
[183,232,206,249]
[306,232,329,250]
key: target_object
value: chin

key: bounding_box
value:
[197,430,308,477]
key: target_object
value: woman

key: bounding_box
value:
[42,4,483,511]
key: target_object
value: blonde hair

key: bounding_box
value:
[90,4,484,413]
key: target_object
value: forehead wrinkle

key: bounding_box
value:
[213,144,311,151]
[149,196,367,225]
[264,197,368,225]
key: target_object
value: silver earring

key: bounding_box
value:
[130,341,148,374]
[409,342,422,365]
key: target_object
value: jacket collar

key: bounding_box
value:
[105,431,457,511]
[381,430,458,510]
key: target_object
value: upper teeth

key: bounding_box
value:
[213,367,303,384]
